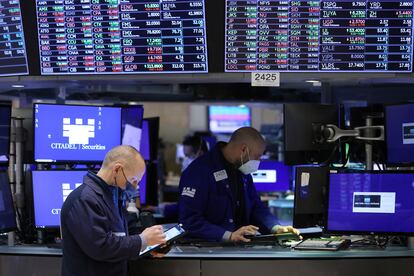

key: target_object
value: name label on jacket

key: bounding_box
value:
[213,170,228,182]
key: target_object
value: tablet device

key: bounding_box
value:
[139,224,186,257]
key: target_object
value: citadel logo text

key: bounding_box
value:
[50,143,106,150]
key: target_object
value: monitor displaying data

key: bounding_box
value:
[0,0,28,76]
[251,160,290,192]
[225,0,414,72]
[36,0,208,74]
[34,104,122,163]
[209,105,251,134]
[327,171,414,234]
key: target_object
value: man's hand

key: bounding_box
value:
[274,225,300,236]
[230,225,259,242]
[141,225,166,246]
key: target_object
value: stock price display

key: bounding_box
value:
[0,0,28,76]
[37,0,208,74]
[225,0,414,72]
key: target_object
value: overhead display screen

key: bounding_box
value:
[0,0,28,76]
[36,0,208,74]
[225,0,414,72]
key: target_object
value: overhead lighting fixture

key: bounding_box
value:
[12,84,25,88]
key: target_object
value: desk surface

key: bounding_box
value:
[1,245,414,259]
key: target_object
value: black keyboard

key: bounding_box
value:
[294,239,350,251]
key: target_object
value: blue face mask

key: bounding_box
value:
[121,168,140,200]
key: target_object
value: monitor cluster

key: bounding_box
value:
[2,0,414,76]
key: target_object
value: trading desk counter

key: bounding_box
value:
[1,245,414,276]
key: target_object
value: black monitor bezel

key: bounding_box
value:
[32,103,123,164]
[325,169,414,236]
[142,117,160,162]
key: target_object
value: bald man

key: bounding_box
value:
[179,127,299,242]
[61,145,166,276]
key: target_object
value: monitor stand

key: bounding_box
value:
[408,237,414,250]
[7,231,14,246]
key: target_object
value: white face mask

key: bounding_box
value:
[238,147,261,175]
[182,157,195,172]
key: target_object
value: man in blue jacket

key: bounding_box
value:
[179,127,299,242]
[61,145,166,276]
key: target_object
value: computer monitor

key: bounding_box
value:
[327,171,414,235]
[385,103,414,165]
[284,103,340,165]
[208,105,251,134]
[34,103,122,163]
[121,105,144,151]
[32,170,87,228]
[0,103,11,163]
[251,160,290,192]
[140,118,160,161]
[293,166,330,228]
[0,171,17,233]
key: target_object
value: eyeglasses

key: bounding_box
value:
[121,168,140,186]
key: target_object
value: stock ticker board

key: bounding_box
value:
[0,0,28,76]
[36,0,208,74]
[225,0,414,72]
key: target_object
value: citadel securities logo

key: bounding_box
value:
[49,117,106,150]
[63,118,95,144]
[51,182,82,215]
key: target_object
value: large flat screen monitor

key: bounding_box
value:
[208,105,251,134]
[35,0,208,74]
[284,104,340,165]
[34,104,122,163]
[251,160,290,192]
[0,103,11,163]
[225,1,413,72]
[121,105,144,152]
[0,171,16,232]
[327,171,414,235]
[385,103,414,165]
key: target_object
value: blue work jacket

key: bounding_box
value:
[61,172,142,276]
[178,143,279,241]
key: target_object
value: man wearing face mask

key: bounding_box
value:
[61,145,166,276]
[181,134,209,172]
[178,127,299,242]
